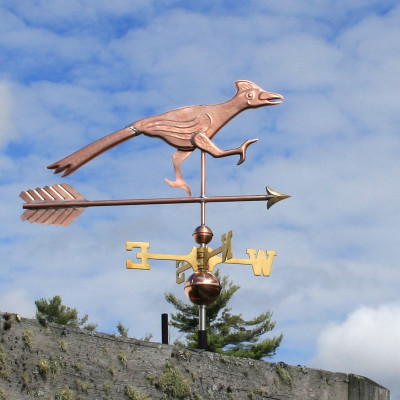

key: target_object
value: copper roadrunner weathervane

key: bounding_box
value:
[20,80,290,349]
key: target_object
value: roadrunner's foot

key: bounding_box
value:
[165,178,192,197]
[237,139,258,165]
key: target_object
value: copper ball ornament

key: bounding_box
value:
[184,271,221,305]
[192,225,213,244]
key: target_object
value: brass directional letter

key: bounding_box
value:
[126,242,151,270]
[247,249,277,276]
[126,241,198,272]
[207,248,277,277]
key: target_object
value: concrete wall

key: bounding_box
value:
[0,312,390,400]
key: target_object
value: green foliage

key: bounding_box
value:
[103,380,113,394]
[124,385,150,400]
[35,295,97,330]
[145,374,156,385]
[117,322,129,337]
[37,359,50,379]
[22,373,31,388]
[82,322,98,331]
[2,313,13,331]
[59,340,67,352]
[72,361,81,371]
[37,357,60,380]
[165,270,283,360]
[0,345,9,378]
[118,350,127,367]
[22,329,34,350]
[158,360,191,399]
[55,386,75,400]
[140,333,153,342]
[0,388,7,400]
[75,378,89,393]
[276,363,292,386]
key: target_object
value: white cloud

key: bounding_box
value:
[0,80,16,148]
[0,289,35,318]
[311,304,400,398]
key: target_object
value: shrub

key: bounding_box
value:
[158,361,191,399]
[59,340,67,352]
[0,345,8,378]
[55,386,74,400]
[0,388,7,400]
[22,329,34,350]
[37,359,50,379]
[118,350,127,367]
[124,385,150,400]
[103,381,112,394]
[75,378,89,393]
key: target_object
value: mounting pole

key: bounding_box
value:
[200,150,206,226]
[198,305,207,349]
[198,151,208,350]
[161,313,169,345]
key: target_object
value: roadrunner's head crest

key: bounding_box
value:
[235,80,264,92]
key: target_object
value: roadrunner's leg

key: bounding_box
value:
[191,132,258,165]
[165,150,194,196]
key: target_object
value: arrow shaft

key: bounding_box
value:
[23,194,273,210]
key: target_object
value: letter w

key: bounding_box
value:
[247,250,277,276]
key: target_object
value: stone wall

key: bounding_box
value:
[0,311,389,400]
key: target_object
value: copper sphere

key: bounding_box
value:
[192,225,213,244]
[184,271,221,306]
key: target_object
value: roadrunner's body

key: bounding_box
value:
[48,80,283,196]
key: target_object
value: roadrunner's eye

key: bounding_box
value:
[246,92,255,100]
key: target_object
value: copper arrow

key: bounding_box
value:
[21,184,290,226]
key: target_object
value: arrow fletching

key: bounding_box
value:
[20,183,85,226]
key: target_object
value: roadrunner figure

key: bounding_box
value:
[48,80,283,196]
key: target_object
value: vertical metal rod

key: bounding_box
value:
[198,304,207,349]
[200,150,206,226]
[198,151,208,350]
[161,313,169,345]
[199,305,206,331]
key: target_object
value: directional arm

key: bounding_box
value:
[125,231,278,284]
[208,249,277,276]
[126,242,198,271]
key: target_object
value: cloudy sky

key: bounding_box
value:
[1,0,400,397]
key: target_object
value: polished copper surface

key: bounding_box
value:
[21,184,290,226]
[265,186,291,209]
[184,271,221,306]
[192,225,213,244]
[21,186,289,209]
[47,80,283,196]
[20,183,84,226]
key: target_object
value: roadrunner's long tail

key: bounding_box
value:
[47,127,140,177]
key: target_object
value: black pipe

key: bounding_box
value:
[161,313,169,345]
[198,330,208,350]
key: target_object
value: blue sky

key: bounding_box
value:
[1,1,400,397]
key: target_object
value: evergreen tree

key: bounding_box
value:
[35,295,97,331]
[165,270,283,359]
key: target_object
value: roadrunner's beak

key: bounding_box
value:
[259,91,284,105]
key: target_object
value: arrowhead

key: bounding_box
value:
[266,186,290,209]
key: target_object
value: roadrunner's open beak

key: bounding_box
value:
[258,91,284,105]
